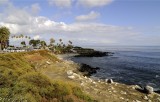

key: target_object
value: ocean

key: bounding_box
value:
[70,46,160,90]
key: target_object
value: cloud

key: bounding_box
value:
[31,3,41,14]
[33,35,41,40]
[0,4,33,25]
[77,0,113,8]
[1,1,159,46]
[48,0,72,8]
[75,11,100,21]
[0,0,9,5]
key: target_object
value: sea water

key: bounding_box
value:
[71,46,160,90]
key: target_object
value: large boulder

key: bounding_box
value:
[144,85,154,94]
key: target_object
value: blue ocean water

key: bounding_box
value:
[71,46,160,90]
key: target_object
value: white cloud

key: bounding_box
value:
[75,11,100,21]
[0,4,33,25]
[77,0,113,8]
[31,3,41,14]
[48,0,72,8]
[0,0,8,5]
[1,1,159,46]
[33,35,40,40]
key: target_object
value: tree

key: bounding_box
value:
[0,26,10,50]
[68,40,72,45]
[50,38,55,46]
[40,41,47,49]
[21,41,26,47]
[29,39,40,47]
[59,39,62,42]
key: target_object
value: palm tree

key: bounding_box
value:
[0,26,10,50]
[68,40,72,45]
[20,34,24,38]
[50,38,55,46]
[59,39,62,42]
[21,41,26,47]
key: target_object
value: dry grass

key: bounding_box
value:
[0,50,95,102]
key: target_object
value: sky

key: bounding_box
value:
[0,0,160,46]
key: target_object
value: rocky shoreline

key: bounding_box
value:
[73,46,114,57]
[56,51,160,101]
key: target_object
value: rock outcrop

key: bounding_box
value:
[78,63,100,76]
[73,46,113,57]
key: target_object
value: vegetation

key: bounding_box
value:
[21,41,26,47]
[0,26,10,50]
[40,40,47,49]
[0,50,95,102]
[29,39,40,47]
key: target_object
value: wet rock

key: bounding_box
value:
[73,47,113,57]
[144,85,154,94]
[78,63,100,76]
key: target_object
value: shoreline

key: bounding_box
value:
[56,54,160,101]
[57,53,160,92]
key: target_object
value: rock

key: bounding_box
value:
[88,78,93,83]
[78,63,100,76]
[157,98,160,101]
[105,79,108,82]
[144,85,154,94]
[46,61,51,65]
[72,73,78,76]
[92,81,96,84]
[68,75,75,79]
[132,85,142,90]
[120,91,127,95]
[135,100,141,102]
[107,79,114,84]
[80,82,84,86]
[133,100,141,102]
[120,97,124,100]
[67,70,73,76]
[73,47,113,57]
[143,96,148,100]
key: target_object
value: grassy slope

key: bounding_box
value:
[0,50,95,102]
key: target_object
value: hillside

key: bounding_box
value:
[0,50,95,102]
